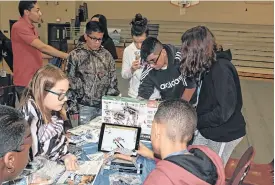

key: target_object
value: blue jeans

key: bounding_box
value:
[79,105,101,125]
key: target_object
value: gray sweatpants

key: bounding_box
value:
[192,130,243,166]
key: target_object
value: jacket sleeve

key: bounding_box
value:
[143,169,173,185]
[174,50,182,65]
[198,64,237,128]
[66,51,84,93]
[182,76,197,89]
[121,48,133,79]
[66,51,84,112]
[138,66,155,99]
[107,54,120,96]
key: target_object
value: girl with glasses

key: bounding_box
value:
[19,64,78,171]
[121,13,161,100]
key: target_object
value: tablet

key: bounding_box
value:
[98,123,141,152]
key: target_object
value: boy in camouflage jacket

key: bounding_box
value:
[66,21,120,124]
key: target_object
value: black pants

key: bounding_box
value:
[15,86,25,101]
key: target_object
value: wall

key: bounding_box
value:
[0,1,273,42]
[0,1,18,37]
[0,3,1,30]
[87,1,273,25]
[0,1,76,42]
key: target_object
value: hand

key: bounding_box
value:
[29,174,52,185]
[62,52,69,59]
[30,180,51,185]
[137,142,154,159]
[131,60,141,73]
[63,154,79,171]
[114,153,133,161]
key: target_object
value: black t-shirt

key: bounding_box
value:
[138,44,196,100]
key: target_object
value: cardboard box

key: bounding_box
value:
[102,96,160,141]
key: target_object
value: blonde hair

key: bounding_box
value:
[20,64,68,124]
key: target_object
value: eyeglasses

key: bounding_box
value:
[146,49,162,65]
[87,35,103,43]
[44,89,68,101]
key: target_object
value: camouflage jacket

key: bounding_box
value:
[66,42,120,112]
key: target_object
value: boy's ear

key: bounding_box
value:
[4,152,16,173]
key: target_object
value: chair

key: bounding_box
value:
[225,146,255,185]
[226,158,273,185]
[0,65,16,107]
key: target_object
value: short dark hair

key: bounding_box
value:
[18,1,37,17]
[0,105,28,157]
[154,100,197,143]
[85,21,104,35]
[180,26,217,78]
[130,13,149,37]
[140,37,162,62]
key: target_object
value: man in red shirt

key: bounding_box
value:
[11,1,68,99]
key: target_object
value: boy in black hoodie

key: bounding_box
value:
[138,37,196,101]
[180,26,246,166]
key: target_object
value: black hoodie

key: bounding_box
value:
[196,49,246,142]
[138,44,196,100]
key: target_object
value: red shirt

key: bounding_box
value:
[11,17,42,86]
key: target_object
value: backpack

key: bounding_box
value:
[0,31,13,72]
[49,57,63,68]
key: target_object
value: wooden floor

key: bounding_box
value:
[231,78,274,164]
[116,67,274,164]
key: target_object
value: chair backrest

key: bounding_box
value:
[0,74,16,107]
[228,146,255,185]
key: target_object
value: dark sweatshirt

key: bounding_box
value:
[196,49,246,142]
[143,145,225,185]
[138,44,196,100]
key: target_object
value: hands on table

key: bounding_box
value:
[114,142,154,161]
[136,142,154,160]
[63,154,79,171]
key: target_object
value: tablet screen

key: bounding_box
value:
[98,123,141,152]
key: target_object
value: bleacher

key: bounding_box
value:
[78,19,274,79]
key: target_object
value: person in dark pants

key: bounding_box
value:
[180,26,246,166]
[67,21,120,125]
[12,1,68,100]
